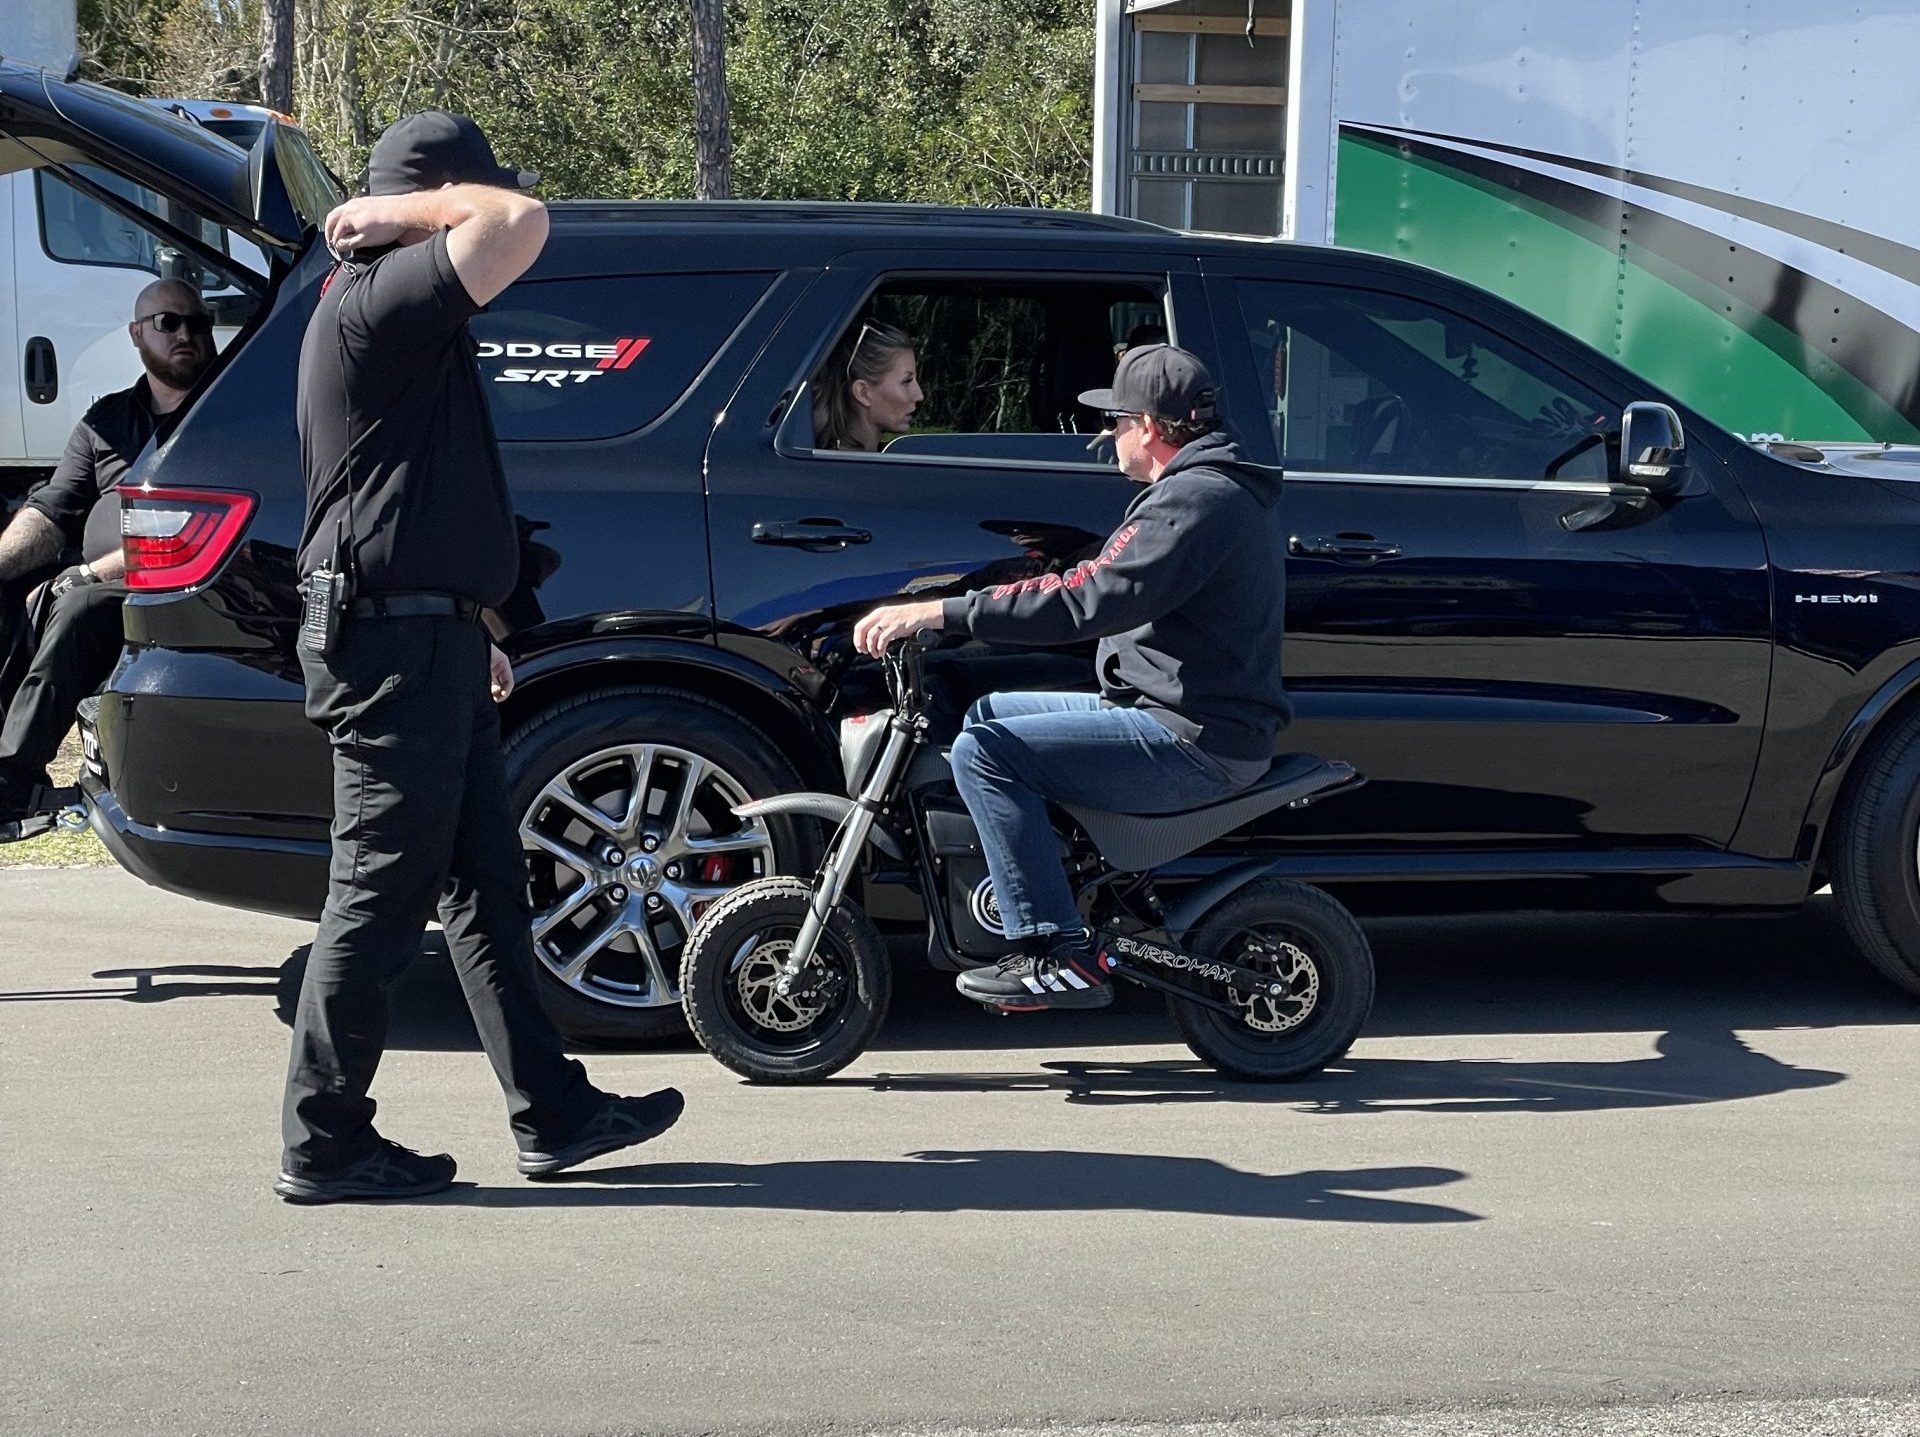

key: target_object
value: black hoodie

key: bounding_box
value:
[940,430,1291,765]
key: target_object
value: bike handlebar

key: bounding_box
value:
[884,627,944,659]
[881,629,943,716]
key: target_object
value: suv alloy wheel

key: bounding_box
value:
[503,685,822,1042]
[1831,711,1920,998]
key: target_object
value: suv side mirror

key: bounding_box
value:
[1619,401,1688,493]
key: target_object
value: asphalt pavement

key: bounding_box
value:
[2,869,1915,1437]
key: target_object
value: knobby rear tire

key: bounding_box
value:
[1169,878,1374,1081]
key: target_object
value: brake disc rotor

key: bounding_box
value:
[1236,938,1320,1034]
[733,939,829,1033]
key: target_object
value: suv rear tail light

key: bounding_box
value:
[121,486,257,593]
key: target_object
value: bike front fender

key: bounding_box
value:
[733,793,909,862]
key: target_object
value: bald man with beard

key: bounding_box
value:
[0,278,216,839]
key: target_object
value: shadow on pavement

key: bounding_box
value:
[427,1150,1479,1222]
[858,1024,1843,1112]
[16,898,1906,1120]
[1,963,282,1003]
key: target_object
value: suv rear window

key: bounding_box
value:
[475,272,774,442]
[36,165,227,276]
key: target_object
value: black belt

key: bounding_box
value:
[347,593,481,622]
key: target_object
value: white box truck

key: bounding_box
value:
[1093,0,1920,444]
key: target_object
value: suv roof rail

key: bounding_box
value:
[550,199,1171,234]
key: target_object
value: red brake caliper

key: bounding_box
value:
[691,855,730,923]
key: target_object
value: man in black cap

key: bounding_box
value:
[853,344,1291,1009]
[277,110,681,1204]
[0,279,216,840]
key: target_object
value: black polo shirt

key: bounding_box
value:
[26,375,168,563]
[295,228,519,606]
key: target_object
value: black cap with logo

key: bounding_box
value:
[1079,343,1219,428]
[364,111,540,197]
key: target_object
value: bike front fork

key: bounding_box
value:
[776,716,920,995]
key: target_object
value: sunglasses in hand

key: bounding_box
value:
[135,311,215,337]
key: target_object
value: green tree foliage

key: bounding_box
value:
[73,0,1094,208]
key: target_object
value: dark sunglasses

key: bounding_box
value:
[135,311,214,337]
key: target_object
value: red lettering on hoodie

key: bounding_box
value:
[988,524,1141,600]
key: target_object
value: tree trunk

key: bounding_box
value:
[259,0,295,113]
[689,0,734,200]
[339,0,370,150]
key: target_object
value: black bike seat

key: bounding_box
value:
[1064,753,1359,873]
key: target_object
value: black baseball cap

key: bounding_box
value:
[1079,343,1219,427]
[364,111,539,196]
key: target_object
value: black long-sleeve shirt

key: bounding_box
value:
[24,375,164,562]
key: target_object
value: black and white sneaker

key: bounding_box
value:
[956,936,1115,1011]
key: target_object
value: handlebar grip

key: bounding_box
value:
[886,629,945,658]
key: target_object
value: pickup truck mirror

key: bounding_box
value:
[1618,401,1688,494]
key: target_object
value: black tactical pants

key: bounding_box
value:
[285,613,600,1173]
[0,579,123,799]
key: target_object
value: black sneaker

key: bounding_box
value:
[956,935,1114,1011]
[0,812,56,844]
[518,1088,685,1177]
[0,768,51,812]
[273,1139,457,1205]
[0,783,79,843]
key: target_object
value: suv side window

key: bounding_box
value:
[786,278,1168,465]
[1236,279,1615,482]
[475,271,775,442]
[884,287,1163,437]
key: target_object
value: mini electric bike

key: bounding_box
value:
[680,635,1374,1083]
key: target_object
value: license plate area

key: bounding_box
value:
[76,695,105,780]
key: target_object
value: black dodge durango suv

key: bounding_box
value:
[8,63,1918,1042]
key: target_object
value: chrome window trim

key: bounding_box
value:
[1285,469,1619,497]
[794,446,1115,476]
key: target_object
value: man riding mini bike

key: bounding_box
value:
[680,345,1375,1082]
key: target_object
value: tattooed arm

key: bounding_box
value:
[0,506,65,584]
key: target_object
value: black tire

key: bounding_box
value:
[1830,712,1920,997]
[681,876,892,1083]
[1168,878,1374,1081]
[503,686,822,1044]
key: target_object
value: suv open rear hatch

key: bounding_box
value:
[0,57,340,290]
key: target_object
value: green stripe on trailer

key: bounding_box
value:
[1332,132,1918,443]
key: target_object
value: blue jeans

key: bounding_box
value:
[948,692,1250,942]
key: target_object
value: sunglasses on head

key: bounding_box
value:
[135,311,214,337]
[845,320,876,383]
